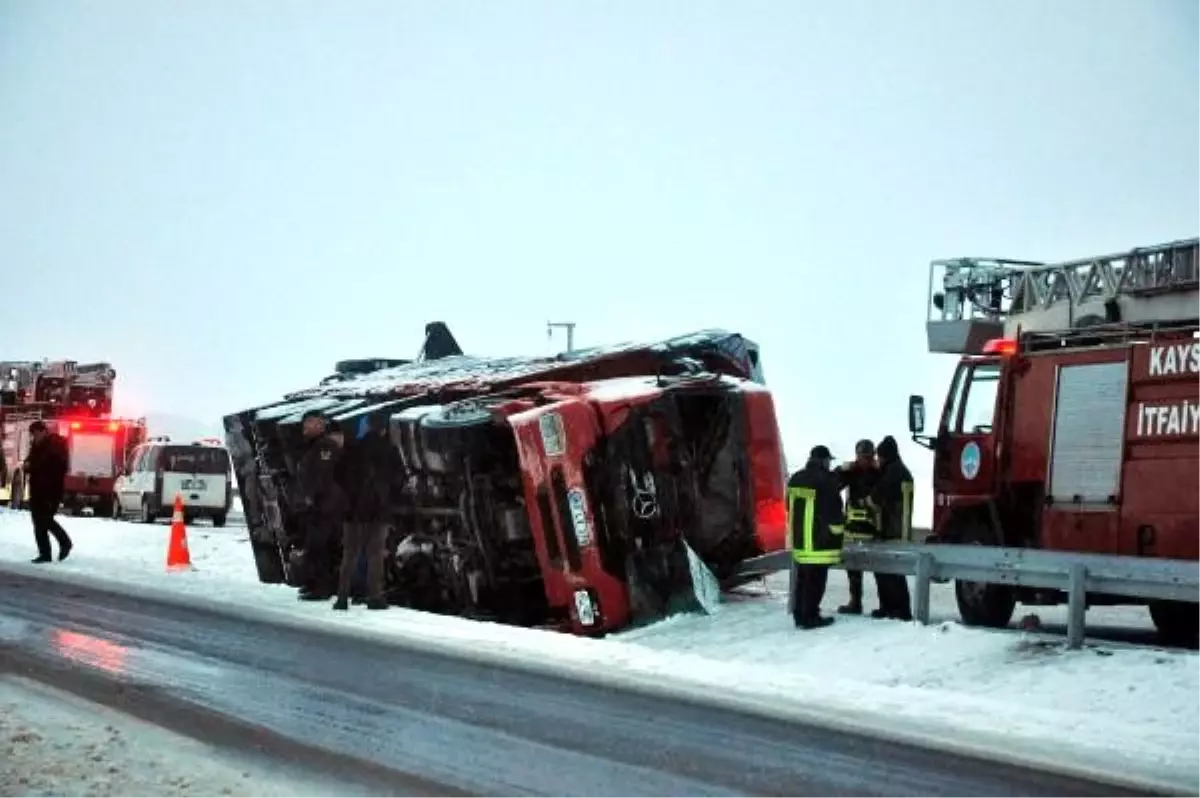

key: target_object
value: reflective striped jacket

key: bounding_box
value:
[786,462,845,565]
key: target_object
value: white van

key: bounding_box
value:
[113,438,233,526]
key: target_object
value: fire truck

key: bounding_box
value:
[907,237,1198,643]
[0,360,147,516]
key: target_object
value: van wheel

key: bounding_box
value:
[1149,601,1199,647]
[212,513,227,528]
[140,496,156,524]
[953,516,1017,629]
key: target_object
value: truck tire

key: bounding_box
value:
[1149,600,1199,647]
[953,516,1017,629]
[140,496,156,524]
[212,513,228,528]
[416,399,505,473]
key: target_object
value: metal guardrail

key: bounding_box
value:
[734,542,1200,649]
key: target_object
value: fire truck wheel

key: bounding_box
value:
[94,496,114,519]
[1149,600,1199,646]
[952,517,1017,629]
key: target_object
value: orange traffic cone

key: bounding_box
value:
[166,493,192,570]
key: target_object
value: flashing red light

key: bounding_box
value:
[982,337,1018,356]
[70,421,82,431]
[754,497,789,552]
[107,421,121,432]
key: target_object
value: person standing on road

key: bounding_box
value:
[25,421,73,564]
[834,439,882,615]
[786,445,845,630]
[333,413,402,612]
[869,435,914,621]
[292,410,345,601]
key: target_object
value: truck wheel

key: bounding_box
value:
[212,513,227,528]
[1149,600,1199,647]
[953,517,1017,629]
[111,495,123,519]
[140,496,156,524]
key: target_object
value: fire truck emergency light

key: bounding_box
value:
[982,337,1019,356]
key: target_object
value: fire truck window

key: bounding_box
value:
[942,365,969,433]
[957,364,1001,433]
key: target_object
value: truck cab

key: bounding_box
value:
[507,375,787,634]
[908,342,1011,548]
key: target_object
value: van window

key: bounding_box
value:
[161,446,230,475]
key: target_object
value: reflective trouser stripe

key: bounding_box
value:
[793,550,842,565]
[901,481,913,542]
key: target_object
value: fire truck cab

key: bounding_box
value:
[908,238,1199,643]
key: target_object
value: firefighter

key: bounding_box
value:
[869,435,914,621]
[787,445,845,629]
[834,439,881,615]
[293,410,345,601]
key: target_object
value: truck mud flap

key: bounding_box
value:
[626,540,722,625]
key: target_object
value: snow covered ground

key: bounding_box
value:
[0,508,1195,793]
[0,675,355,797]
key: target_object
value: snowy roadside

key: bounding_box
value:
[0,508,1196,793]
[0,675,352,797]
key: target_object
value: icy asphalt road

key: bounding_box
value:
[0,571,1156,798]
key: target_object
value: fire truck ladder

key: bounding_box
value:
[926,237,1199,354]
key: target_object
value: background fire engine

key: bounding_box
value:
[0,359,146,517]
[910,237,1198,643]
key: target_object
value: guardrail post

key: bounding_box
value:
[913,553,933,624]
[1067,562,1087,650]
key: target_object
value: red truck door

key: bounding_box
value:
[936,358,1003,507]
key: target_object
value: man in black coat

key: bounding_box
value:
[292,410,346,600]
[869,435,915,621]
[25,421,73,563]
[332,413,403,611]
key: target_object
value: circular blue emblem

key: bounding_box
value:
[960,441,981,480]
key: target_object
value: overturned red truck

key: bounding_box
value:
[225,324,789,635]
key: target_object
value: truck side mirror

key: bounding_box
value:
[908,395,926,434]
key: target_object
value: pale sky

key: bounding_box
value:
[1,0,1197,524]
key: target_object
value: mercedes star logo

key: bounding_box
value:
[632,490,659,520]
